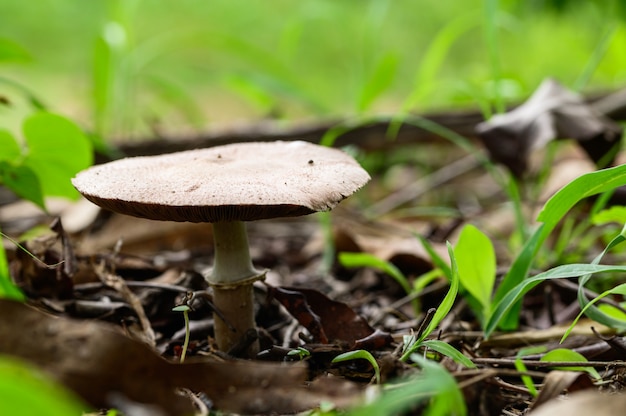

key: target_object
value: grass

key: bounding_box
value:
[0,1,625,137]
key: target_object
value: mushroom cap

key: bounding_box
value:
[72,141,370,223]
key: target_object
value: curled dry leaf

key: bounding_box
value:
[0,299,362,415]
[476,78,623,177]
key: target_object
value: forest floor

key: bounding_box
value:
[2,85,626,415]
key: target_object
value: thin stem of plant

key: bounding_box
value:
[180,308,190,363]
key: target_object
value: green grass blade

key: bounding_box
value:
[573,230,626,334]
[338,252,411,296]
[573,23,618,91]
[486,264,626,337]
[537,165,626,240]
[417,234,452,281]
[401,243,459,361]
[562,283,626,343]
[332,350,380,384]
[492,165,626,331]
[357,52,399,113]
[421,339,476,368]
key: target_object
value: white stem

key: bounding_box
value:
[209,221,258,284]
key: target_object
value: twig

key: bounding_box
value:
[95,261,156,347]
[472,357,626,368]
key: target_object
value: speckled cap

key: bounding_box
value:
[72,141,370,223]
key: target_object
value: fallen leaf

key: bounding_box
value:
[268,285,393,348]
[530,370,593,410]
[476,78,623,176]
[529,389,626,416]
[0,299,361,415]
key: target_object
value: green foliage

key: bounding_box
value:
[0,241,23,302]
[0,355,88,415]
[486,263,626,337]
[338,252,417,315]
[560,226,626,341]
[454,224,496,324]
[348,355,466,416]
[332,350,381,385]
[287,347,311,360]
[0,112,93,208]
[515,346,545,397]
[0,38,31,62]
[420,339,476,369]
[540,348,601,379]
[490,164,626,333]
[400,243,460,362]
[22,113,93,199]
[356,52,399,113]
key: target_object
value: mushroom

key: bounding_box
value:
[72,141,370,357]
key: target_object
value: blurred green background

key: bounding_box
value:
[1,0,625,140]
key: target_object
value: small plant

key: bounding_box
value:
[332,350,381,385]
[338,252,420,316]
[0,111,93,301]
[287,347,311,361]
[514,346,545,397]
[347,354,466,416]
[486,164,626,337]
[454,224,496,328]
[540,348,601,379]
[172,304,192,363]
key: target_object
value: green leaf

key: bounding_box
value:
[562,282,626,343]
[515,346,546,397]
[0,232,25,301]
[0,38,31,62]
[357,52,399,112]
[592,206,626,226]
[454,224,496,318]
[0,162,45,209]
[411,355,467,416]
[540,348,601,379]
[338,252,410,294]
[0,130,22,162]
[21,112,93,199]
[401,242,460,361]
[417,234,452,281]
[348,356,466,416]
[486,263,626,337]
[0,355,87,414]
[574,231,626,334]
[332,350,380,384]
[538,164,626,241]
[492,165,626,332]
[421,339,476,368]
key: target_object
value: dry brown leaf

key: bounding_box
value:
[0,299,361,415]
[531,370,594,410]
[268,285,393,349]
[529,390,626,416]
[476,78,622,177]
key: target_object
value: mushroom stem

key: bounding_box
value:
[210,221,258,284]
[209,221,260,357]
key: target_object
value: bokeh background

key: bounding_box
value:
[1,0,625,139]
